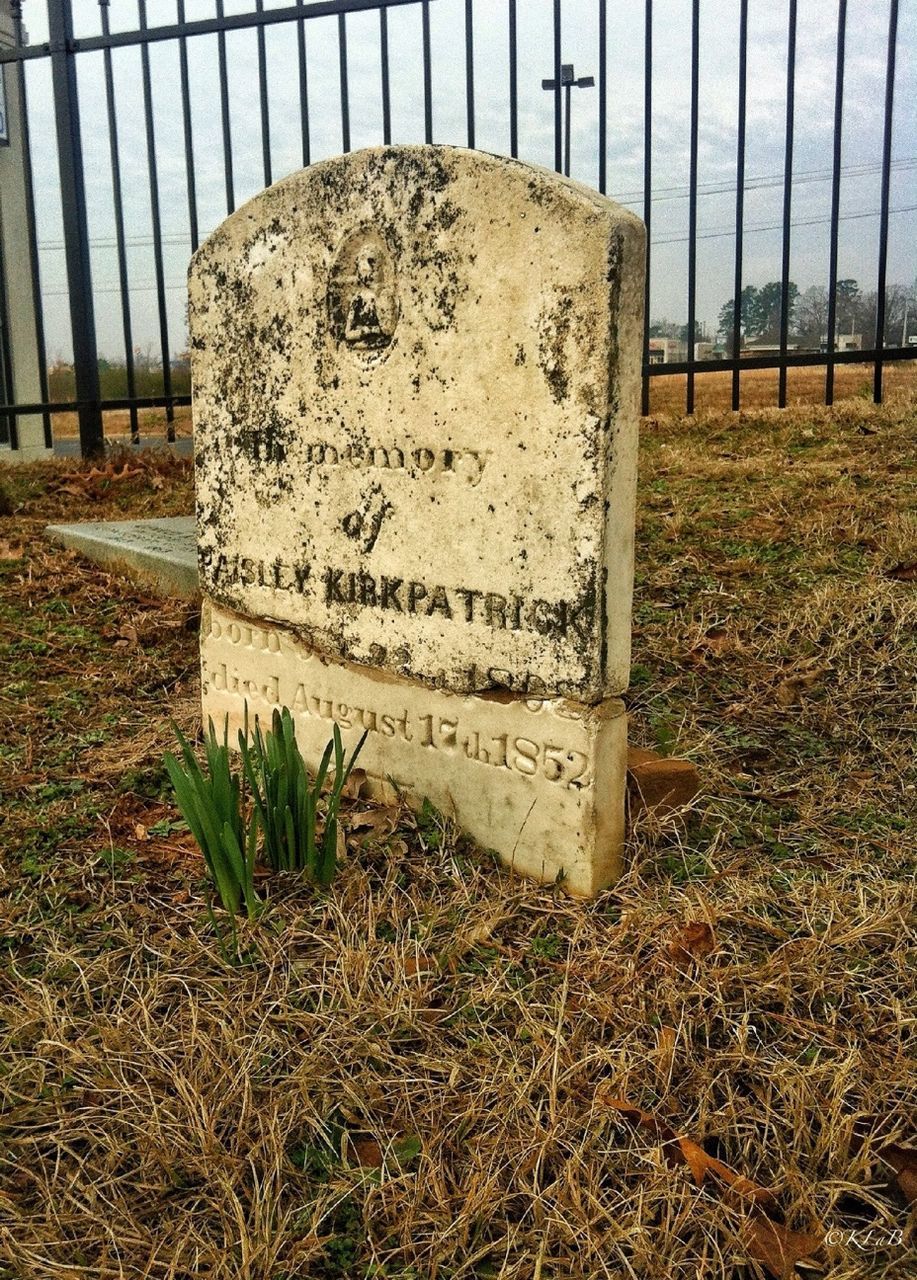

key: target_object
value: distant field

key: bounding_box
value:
[649,358,917,415]
[48,362,916,442]
[51,404,194,441]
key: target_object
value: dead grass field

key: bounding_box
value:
[45,365,917,443]
[648,361,917,415]
[0,399,915,1278]
[51,404,194,442]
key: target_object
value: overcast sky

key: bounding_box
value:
[16,0,917,361]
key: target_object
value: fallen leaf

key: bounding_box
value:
[676,1139,775,1206]
[404,953,436,978]
[349,807,399,837]
[879,1143,917,1204]
[348,1136,383,1168]
[113,624,139,648]
[668,921,717,963]
[601,1095,775,1206]
[775,665,830,707]
[744,1214,823,1279]
[888,562,917,582]
[342,767,367,799]
[0,541,24,561]
[601,1095,673,1140]
[133,823,149,841]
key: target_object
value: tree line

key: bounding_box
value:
[651,279,915,349]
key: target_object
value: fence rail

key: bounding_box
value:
[0,0,912,456]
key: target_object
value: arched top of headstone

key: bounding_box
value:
[190,145,644,700]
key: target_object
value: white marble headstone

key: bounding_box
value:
[191,146,644,895]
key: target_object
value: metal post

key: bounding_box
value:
[543,63,593,181]
[47,0,102,456]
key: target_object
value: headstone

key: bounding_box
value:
[192,145,644,896]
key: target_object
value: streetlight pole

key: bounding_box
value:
[542,63,594,178]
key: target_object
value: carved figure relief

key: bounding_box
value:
[328,228,399,356]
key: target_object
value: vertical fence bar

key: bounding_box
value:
[825,0,847,406]
[47,0,103,457]
[598,0,606,194]
[778,0,797,408]
[730,0,748,411]
[256,0,272,186]
[99,0,138,444]
[465,0,474,149]
[11,1,51,447]
[338,11,350,152]
[0,232,16,448]
[686,0,699,414]
[176,0,199,253]
[552,0,562,173]
[380,6,391,145]
[421,0,432,143]
[215,0,235,213]
[138,0,173,439]
[508,0,518,158]
[873,0,899,404]
[297,0,311,166]
[642,0,652,415]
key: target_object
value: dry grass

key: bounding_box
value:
[51,405,194,442]
[649,362,917,415]
[0,404,915,1279]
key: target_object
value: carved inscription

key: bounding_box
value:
[238,431,487,486]
[204,613,594,790]
[201,549,596,644]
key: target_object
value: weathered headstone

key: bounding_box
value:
[192,145,644,895]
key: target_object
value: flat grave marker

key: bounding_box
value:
[45,516,198,598]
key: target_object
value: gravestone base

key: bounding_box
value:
[201,600,627,897]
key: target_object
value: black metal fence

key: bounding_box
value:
[0,0,913,457]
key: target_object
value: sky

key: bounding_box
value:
[13,0,917,363]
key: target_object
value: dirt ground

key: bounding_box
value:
[0,398,914,1278]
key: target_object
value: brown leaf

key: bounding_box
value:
[342,767,367,800]
[349,807,399,837]
[404,953,437,978]
[668,921,717,963]
[602,1096,775,1207]
[775,665,830,706]
[879,1143,917,1204]
[744,1214,823,1279]
[114,624,139,648]
[0,541,24,561]
[347,1136,383,1168]
[888,562,917,581]
[656,1024,677,1078]
[600,1096,674,1141]
[133,823,149,841]
[676,1138,775,1206]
